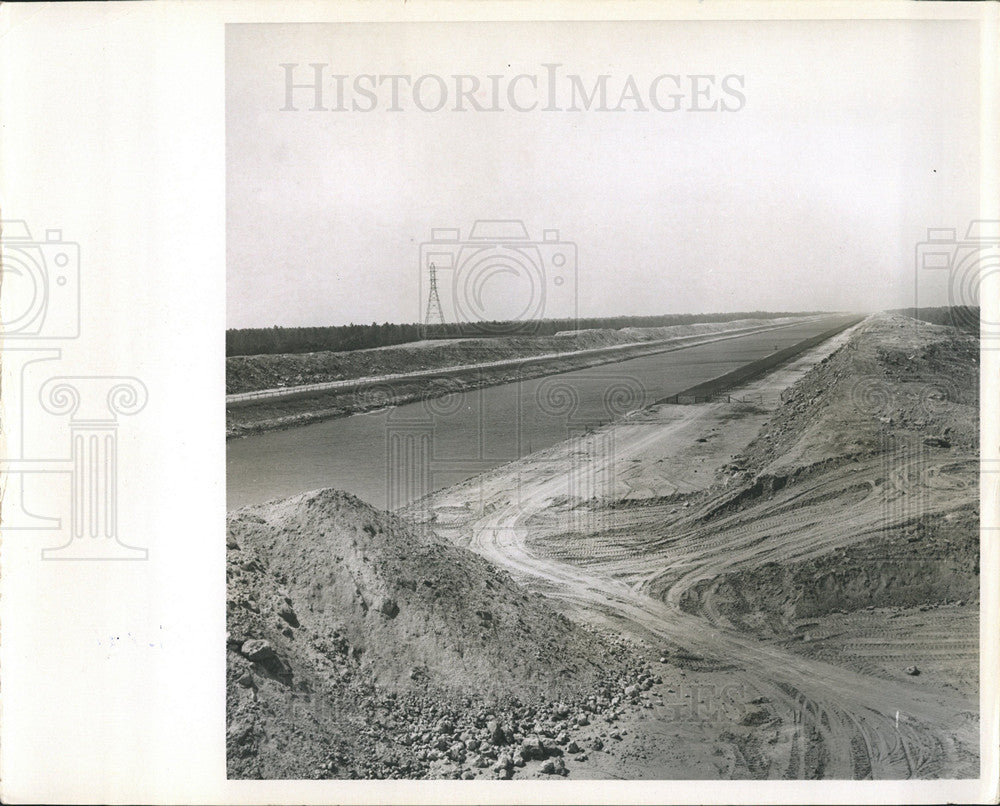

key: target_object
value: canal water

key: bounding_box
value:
[227,317,844,511]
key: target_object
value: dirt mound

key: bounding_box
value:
[722,313,978,487]
[688,505,979,632]
[227,488,639,778]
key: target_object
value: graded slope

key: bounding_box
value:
[406,311,980,779]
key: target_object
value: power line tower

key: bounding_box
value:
[424,262,445,325]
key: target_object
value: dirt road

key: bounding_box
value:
[407,320,979,779]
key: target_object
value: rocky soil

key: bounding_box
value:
[227,489,664,779]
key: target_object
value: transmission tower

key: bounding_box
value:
[425,262,445,325]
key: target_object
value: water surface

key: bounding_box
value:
[227,318,843,510]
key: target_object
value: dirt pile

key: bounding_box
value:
[688,505,979,633]
[717,312,978,494]
[227,488,653,779]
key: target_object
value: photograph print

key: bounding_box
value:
[225,18,985,782]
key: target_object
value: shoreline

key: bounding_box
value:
[226,317,829,440]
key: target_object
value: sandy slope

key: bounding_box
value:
[406,313,979,779]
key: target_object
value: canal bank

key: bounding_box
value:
[227,316,857,511]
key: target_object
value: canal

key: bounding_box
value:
[227,316,849,510]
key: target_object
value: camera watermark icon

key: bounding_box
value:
[0,220,80,339]
[915,220,1000,345]
[418,220,577,338]
[1,219,149,560]
[849,375,966,419]
[381,379,522,514]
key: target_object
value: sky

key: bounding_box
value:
[226,20,981,329]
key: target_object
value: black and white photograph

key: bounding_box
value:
[0,2,996,804]
[225,18,985,783]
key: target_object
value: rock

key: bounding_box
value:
[461,770,476,780]
[520,735,546,761]
[575,753,589,762]
[591,737,604,751]
[487,720,507,746]
[567,741,582,754]
[541,757,567,776]
[277,603,299,627]
[435,718,454,735]
[739,708,770,726]
[575,714,590,726]
[905,665,920,676]
[492,753,513,772]
[448,742,466,762]
[240,639,276,663]
[237,670,254,688]
[922,436,951,448]
[376,597,400,618]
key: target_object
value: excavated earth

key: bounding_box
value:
[228,490,658,779]
[228,311,980,780]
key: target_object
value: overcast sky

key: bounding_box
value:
[227,20,980,329]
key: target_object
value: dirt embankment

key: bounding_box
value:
[227,318,802,395]
[228,489,660,779]
[227,311,982,780]
[708,313,978,512]
[469,310,981,778]
[686,506,979,629]
[225,318,807,438]
[667,312,980,712]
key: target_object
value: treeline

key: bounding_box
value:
[890,306,980,334]
[226,311,819,357]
